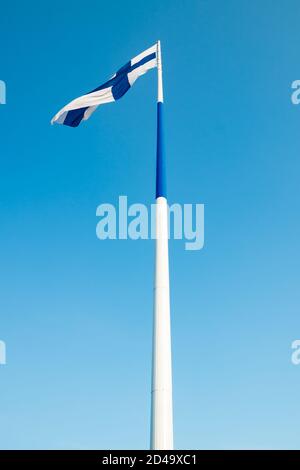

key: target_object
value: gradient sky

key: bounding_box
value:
[1,0,300,449]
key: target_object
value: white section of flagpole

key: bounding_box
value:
[150,40,174,450]
[157,40,164,103]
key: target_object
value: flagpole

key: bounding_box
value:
[150,40,174,450]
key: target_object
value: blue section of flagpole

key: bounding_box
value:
[156,102,166,198]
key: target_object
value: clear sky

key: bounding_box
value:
[1,0,300,450]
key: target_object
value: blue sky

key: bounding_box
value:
[1,0,300,449]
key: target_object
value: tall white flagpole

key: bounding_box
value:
[150,40,174,450]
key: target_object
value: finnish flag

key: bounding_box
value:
[51,44,157,127]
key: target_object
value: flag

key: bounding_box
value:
[51,44,157,128]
